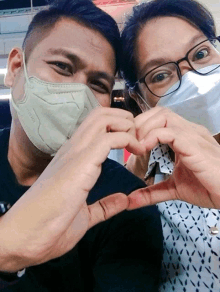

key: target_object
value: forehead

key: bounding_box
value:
[28,18,116,74]
[136,16,204,74]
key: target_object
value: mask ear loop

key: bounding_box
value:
[22,52,31,85]
[128,86,152,111]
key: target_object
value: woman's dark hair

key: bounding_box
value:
[123,86,142,116]
[121,0,216,87]
[23,0,121,71]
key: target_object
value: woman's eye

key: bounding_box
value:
[151,72,170,83]
[194,49,209,61]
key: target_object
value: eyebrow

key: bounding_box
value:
[46,48,115,88]
[139,33,206,77]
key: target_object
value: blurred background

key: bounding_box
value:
[0,0,219,163]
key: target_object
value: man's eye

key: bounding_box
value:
[50,62,73,75]
[193,49,209,61]
[90,81,109,93]
[55,62,68,70]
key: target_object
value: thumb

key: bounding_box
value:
[88,193,129,228]
[127,178,177,210]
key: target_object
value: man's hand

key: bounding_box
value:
[127,107,220,210]
[0,107,146,272]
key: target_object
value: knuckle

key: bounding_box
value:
[98,200,109,221]
[126,111,134,120]
[159,106,172,114]
[196,124,210,135]
[159,107,173,120]
[172,126,184,137]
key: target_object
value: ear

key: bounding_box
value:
[4,48,24,88]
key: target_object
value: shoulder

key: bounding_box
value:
[0,128,10,158]
[0,128,10,140]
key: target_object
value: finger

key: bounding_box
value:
[142,126,217,159]
[100,132,146,155]
[136,107,218,147]
[141,127,193,154]
[70,107,134,139]
[135,106,167,128]
[85,107,134,124]
[67,132,147,181]
[88,193,128,228]
[85,116,136,137]
[127,178,177,210]
[136,108,189,141]
[70,115,136,149]
[141,127,220,178]
[83,132,146,167]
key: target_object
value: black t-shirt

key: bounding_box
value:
[0,128,163,292]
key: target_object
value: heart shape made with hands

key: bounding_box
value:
[126,107,220,210]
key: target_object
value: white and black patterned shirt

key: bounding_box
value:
[158,201,220,291]
[147,144,220,291]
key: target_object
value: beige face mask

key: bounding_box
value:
[10,54,100,155]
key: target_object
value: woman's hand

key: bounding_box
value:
[127,107,220,210]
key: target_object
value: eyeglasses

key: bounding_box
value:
[135,36,220,98]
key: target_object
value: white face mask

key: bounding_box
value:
[157,64,220,135]
[10,54,100,155]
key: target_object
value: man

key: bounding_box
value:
[0,0,162,291]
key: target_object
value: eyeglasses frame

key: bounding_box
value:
[135,35,220,98]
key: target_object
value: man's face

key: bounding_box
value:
[8,18,116,107]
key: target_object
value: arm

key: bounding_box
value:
[0,107,146,273]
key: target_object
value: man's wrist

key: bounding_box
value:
[0,201,26,278]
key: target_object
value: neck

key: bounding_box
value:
[8,120,52,186]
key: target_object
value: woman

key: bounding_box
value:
[121,0,220,291]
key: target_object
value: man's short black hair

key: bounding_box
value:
[23,0,121,71]
[121,0,216,87]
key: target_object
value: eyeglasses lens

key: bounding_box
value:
[188,38,220,74]
[145,63,180,97]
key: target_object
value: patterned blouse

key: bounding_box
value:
[147,144,220,291]
[158,201,220,291]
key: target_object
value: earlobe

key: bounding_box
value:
[4,48,23,87]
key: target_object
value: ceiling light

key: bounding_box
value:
[0,94,10,100]
[0,68,7,75]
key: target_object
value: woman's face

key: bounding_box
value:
[135,16,211,107]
